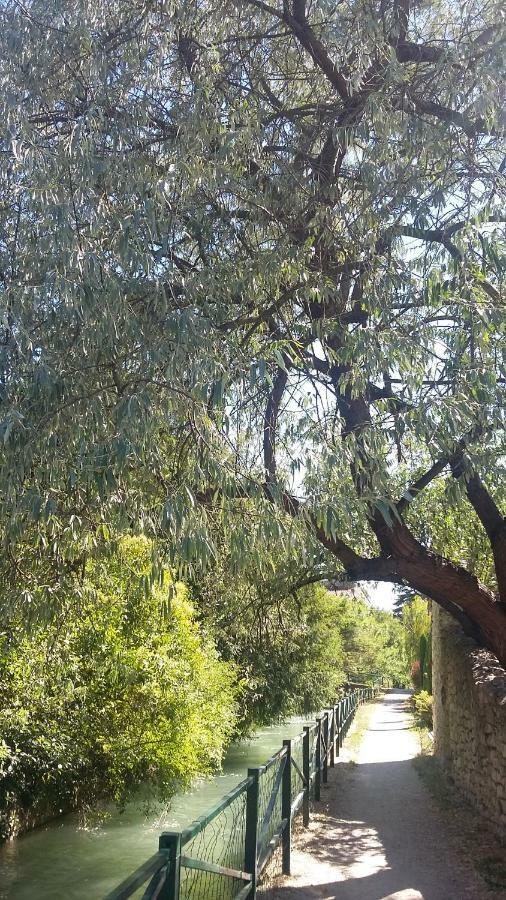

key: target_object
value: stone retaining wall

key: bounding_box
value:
[432,603,506,838]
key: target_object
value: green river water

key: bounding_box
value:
[0,717,308,899]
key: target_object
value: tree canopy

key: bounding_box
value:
[0,1,505,659]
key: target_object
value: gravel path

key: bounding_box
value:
[269,690,485,900]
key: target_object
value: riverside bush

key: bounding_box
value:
[0,537,238,840]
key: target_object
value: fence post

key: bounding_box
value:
[282,741,292,875]
[329,707,336,768]
[336,702,341,756]
[158,833,181,900]
[245,767,260,898]
[322,712,329,784]
[303,726,310,827]
[315,718,322,801]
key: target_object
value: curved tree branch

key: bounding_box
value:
[282,0,350,101]
[408,96,495,136]
[451,462,506,604]
[263,366,289,480]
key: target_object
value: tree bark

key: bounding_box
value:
[394,550,506,664]
[360,517,506,666]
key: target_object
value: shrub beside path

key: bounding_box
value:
[269,689,494,900]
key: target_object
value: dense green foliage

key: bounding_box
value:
[402,596,431,666]
[0,527,406,839]
[192,576,343,726]
[0,537,238,840]
[191,563,406,727]
[0,0,504,662]
[340,598,407,687]
[406,479,506,592]
[0,0,503,842]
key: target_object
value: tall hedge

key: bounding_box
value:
[0,537,238,840]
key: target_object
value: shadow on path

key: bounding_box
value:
[269,691,480,900]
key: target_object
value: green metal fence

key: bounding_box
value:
[104,686,379,900]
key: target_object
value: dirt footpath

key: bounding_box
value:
[269,690,489,900]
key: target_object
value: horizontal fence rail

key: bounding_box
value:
[105,686,380,900]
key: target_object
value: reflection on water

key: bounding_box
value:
[0,718,308,899]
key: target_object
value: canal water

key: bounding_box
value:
[0,717,308,899]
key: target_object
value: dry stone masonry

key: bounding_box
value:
[432,603,506,838]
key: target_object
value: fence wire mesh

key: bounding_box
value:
[107,687,379,900]
[179,787,248,900]
[257,836,283,897]
[290,735,304,807]
[257,753,285,868]
[257,735,309,899]
[308,726,318,799]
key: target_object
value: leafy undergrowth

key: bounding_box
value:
[410,690,433,730]
[414,746,506,896]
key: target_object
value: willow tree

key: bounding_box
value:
[0,1,505,660]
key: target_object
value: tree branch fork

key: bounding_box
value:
[253,349,506,664]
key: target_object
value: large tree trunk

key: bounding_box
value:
[395,553,506,665]
[364,518,506,666]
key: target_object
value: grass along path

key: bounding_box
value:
[339,696,378,763]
